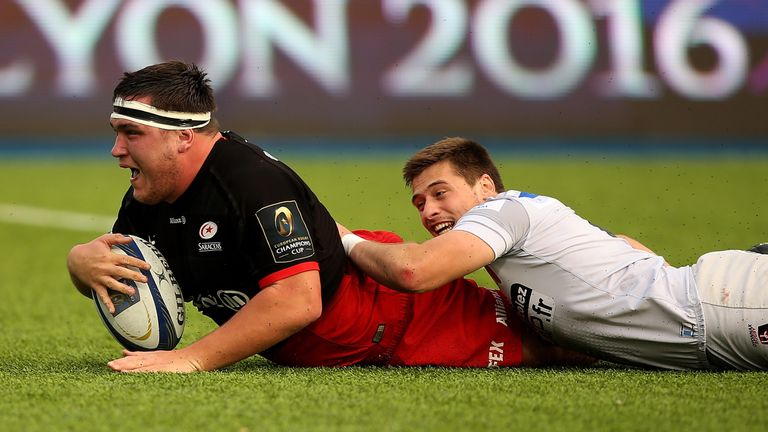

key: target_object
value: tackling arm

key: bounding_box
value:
[340,223,495,293]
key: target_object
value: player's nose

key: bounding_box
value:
[111,136,127,158]
[422,198,440,219]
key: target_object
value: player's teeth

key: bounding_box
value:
[435,222,453,234]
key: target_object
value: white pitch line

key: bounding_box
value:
[0,203,114,232]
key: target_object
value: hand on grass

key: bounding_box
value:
[108,349,202,373]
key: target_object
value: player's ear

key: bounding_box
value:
[478,173,497,197]
[176,129,194,153]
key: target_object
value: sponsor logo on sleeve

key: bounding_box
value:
[255,200,315,263]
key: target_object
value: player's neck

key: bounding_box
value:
[168,132,221,203]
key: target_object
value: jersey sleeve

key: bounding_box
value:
[452,198,530,259]
[233,157,326,289]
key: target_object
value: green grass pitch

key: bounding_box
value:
[1,151,767,431]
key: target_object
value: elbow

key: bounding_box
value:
[295,294,323,327]
[394,263,436,293]
[305,300,322,324]
[282,301,321,335]
[397,268,423,293]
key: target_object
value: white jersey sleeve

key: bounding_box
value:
[452,197,529,260]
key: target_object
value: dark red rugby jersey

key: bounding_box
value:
[112,131,345,325]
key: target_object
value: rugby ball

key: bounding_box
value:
[93,235,185,351]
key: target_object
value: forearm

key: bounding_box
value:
[182,282,321,371]
[68,270,91,298]
[346,238,444,293]
[67,245,94,297]
[341,228,494,293]
[107,270,323,373]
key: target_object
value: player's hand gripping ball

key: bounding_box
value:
[93,235,185,351]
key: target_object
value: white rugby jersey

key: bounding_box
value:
[453,190,708,369]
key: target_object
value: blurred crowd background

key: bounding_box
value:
[0,0,765,152]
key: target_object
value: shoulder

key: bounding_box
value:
[494,190,559,207]
[208,133,310,203]
[474,190,570,220]
[211,132,283,173]
[453,191,539,252]
[467,191,534,220]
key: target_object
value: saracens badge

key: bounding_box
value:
[199,221,218,239]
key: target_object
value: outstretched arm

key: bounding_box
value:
[107,269,323,373]
[338,223,494,293]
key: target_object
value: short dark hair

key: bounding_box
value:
[112,60,219,133]
[403,137,505,192]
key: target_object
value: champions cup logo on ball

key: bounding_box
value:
[275,207,294,237]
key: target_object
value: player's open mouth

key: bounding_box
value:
[433,222,454,235]
[130,168,140,181]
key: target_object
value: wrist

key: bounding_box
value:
[341,233,367,255]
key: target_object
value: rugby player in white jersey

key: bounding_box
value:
[339,137,768,371]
